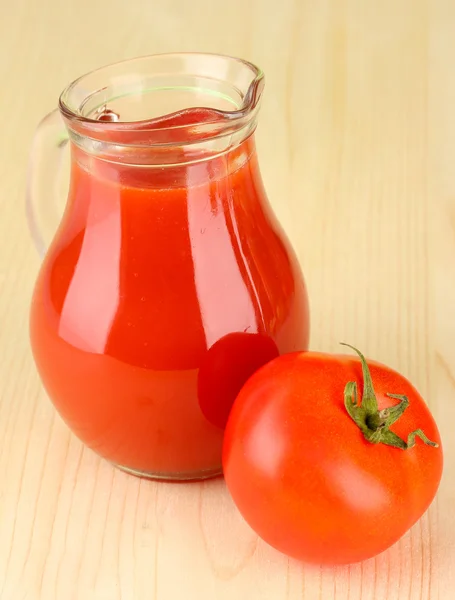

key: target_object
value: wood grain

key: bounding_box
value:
[0,0,454,597]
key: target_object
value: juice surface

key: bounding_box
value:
[30,110,309,478]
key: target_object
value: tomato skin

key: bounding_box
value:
[222,351,443,565]
[197,332,279,429]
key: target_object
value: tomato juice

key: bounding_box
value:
[30,109,309,479]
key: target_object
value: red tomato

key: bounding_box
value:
[222,345,443,565]
[198,332,279,429]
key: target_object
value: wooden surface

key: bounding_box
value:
[1,0,455,598]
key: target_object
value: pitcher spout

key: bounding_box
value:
[58,53,265,157]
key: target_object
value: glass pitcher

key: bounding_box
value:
[27,53,310,481]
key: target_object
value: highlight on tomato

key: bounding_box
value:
[222,344,443,566]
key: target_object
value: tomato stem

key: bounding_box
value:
[340,343,439,450]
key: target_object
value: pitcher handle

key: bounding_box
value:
[26,109,69,257]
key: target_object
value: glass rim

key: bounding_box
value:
[58,52,264,135]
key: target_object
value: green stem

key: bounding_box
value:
[341,343,439,450]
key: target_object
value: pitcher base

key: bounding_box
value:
[114,462,223,482]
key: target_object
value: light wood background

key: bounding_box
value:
[1,0,454,598]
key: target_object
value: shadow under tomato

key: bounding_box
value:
[197,331,279,429]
